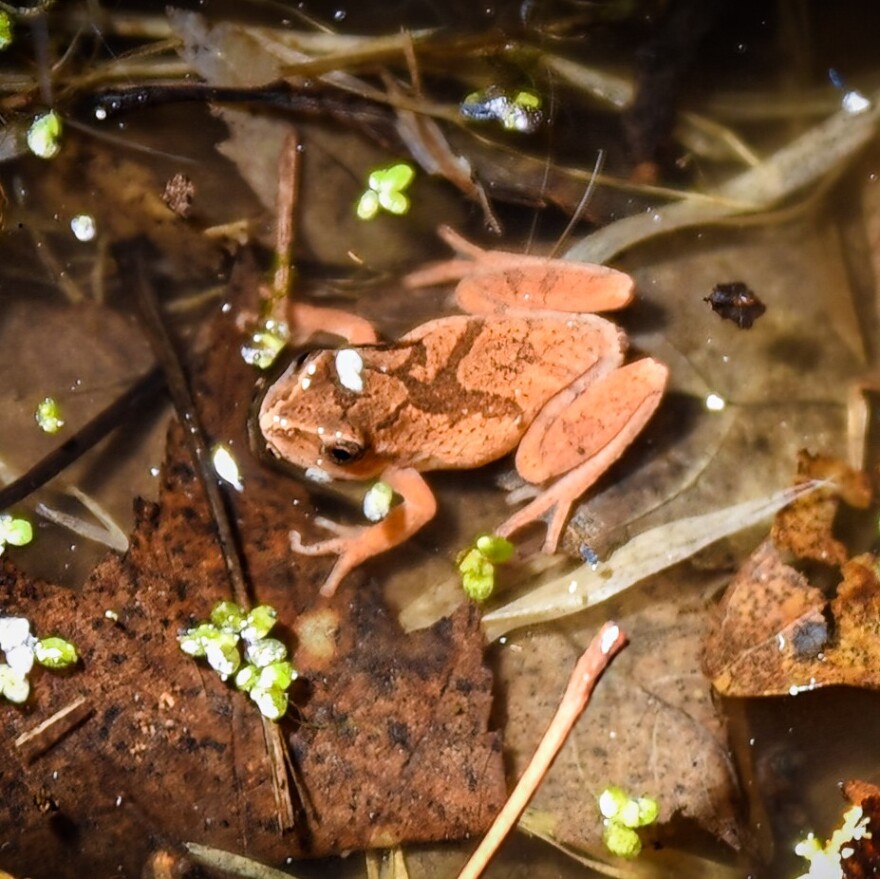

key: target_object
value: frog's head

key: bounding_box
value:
[258,349,385,483]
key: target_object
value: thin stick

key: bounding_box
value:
[126,247,297,831]
[271,132,299,307]
[550,149,605,259]
[130,253,250,609]
[0,367,165,511]
[455,621,628,879]
[14,695,93,762]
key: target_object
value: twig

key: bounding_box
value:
[549,148,605,258]
[265,132,300,326]
[129,251,249,606]
[125,244,297,832]
[14,695,93,762]
[89,82,393,130]
[0,367,165,511]
[455,622,628,879]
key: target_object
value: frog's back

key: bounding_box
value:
[358,313,625,471]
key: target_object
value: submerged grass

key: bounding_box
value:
[481,481,822,641]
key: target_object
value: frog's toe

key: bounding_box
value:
[542,500,573,554]
[312,517,362,539]
[289,529,339,556]
[504,482,541,506]
[496,493,573,555]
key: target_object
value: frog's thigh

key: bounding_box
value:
[500,358,667,552]
[515,358,669,484]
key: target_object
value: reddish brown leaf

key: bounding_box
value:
[841,795,880,878]
[704,542,880,696]
[0,257,506,877]
[771,451,872,566]
[843,779,880,806]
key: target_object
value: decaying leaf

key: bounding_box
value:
[499,567,742,855]
[704,451,878,697]
[0,257,506,877]
[771,450,872,566]
[704,542,880,696]
[844,780,880,806]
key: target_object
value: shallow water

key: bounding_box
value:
[3,2,880,877]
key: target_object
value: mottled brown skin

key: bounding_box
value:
[259,227,668,597]
[261,313,624,479]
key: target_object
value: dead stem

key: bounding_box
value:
[454,622,628,879]
[549,149,605,258]
[0,367,165,511]
[184,842,308,878]
[388,43,500,233]
[29,226,86,304]
[269,132,299,319]
[127,246,297,832]
[0,0,55,19]
[14,695,92,762]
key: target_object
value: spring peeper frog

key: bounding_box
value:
[259,227,668,597]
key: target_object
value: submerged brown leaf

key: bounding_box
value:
[840,785,880,878]
[771,450,872,566]
[499,568,741,854]
[704,542,880,696]
[844,779,880,806]
[0,256,506,877]
[705,451,878,697]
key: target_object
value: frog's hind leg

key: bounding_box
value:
[497,358,668,553]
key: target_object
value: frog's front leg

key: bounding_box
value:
[290,467,438,598]
[497,358,668,552]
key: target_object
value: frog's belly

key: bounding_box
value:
[369,313,626,471]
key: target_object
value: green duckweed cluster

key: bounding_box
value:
[457,534,514,603]
[460,86,543,133]
[241,317,290,370]
[598,786,659,858]
[356,163,415,220]
[27,111,63,159]
[0,514,33,556]
[0,615,78,704]
[34,396,64,433]
[178,601,298,721]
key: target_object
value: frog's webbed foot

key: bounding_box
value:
[289,522,376,599]
[289,468,438,599]
[402,226,490,289]
[289,518,361,557]
[495,478,578,555]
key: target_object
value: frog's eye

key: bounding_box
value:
[325,440,366,465]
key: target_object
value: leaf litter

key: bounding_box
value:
[5,8,873,879]
[704,453,877,697]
